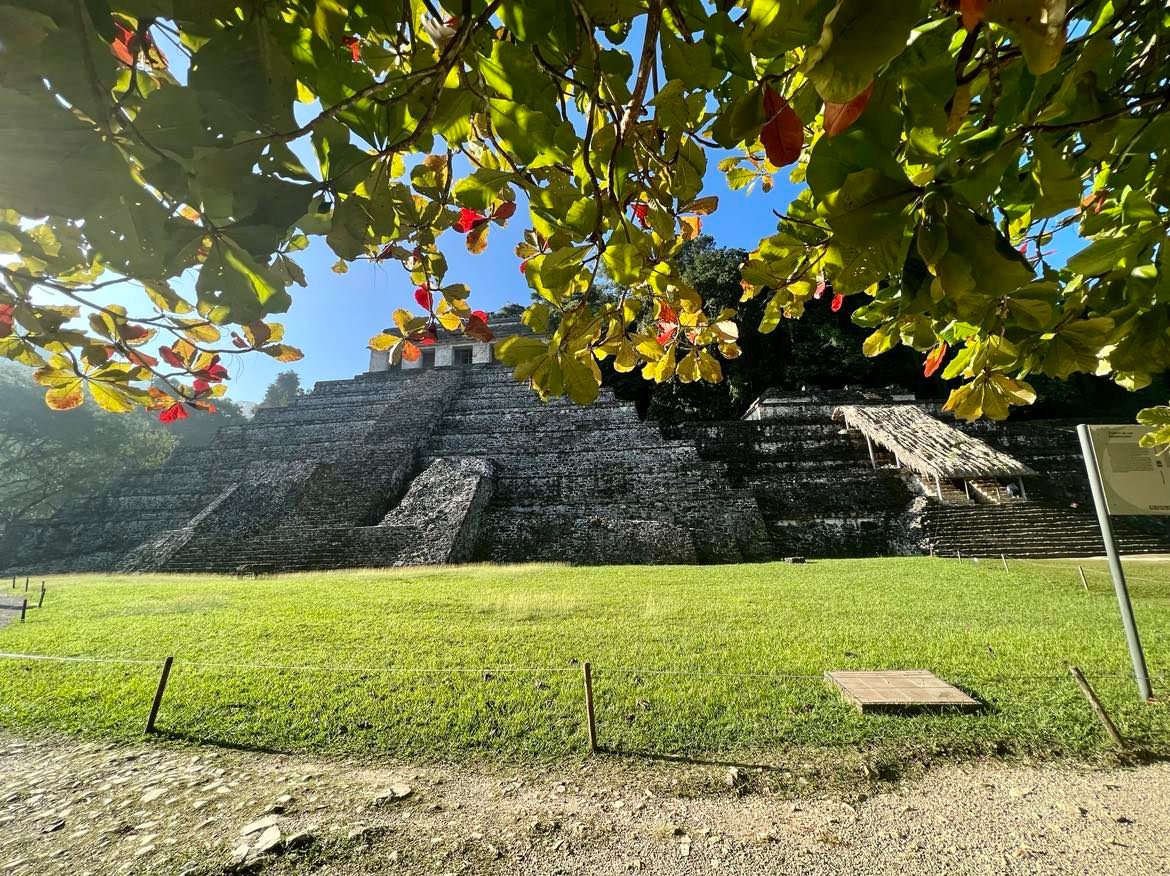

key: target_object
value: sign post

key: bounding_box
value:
[1076,425,1154,702]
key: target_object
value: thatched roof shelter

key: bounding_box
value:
[835,404,1036,480]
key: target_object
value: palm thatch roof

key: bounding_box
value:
[835,404,1037,480]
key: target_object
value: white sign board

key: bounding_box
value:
[1085,425,1170,516]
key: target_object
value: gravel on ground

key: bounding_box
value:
[0,732,1166,876]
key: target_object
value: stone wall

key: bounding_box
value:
[13,362,1162,573]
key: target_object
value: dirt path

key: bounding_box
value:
[0,733,1166,876]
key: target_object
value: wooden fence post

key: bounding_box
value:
[582,661,597,754]
[23,579,28,592]
[1077,566,1089,590]
[19,599,26,623]
[1001,553,1009,572]
[145,656,174,734]
[37,584,44,609]
[1068,666,1125,749]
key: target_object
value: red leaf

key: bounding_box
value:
[465,314,494,342]
[960,0,990,31]
[193,378,210,394]
[117,323,150,342]
[420,324,438,346]
[657,327,678,345]
[125,349,159,368]
[492,201,516,221]
[830,293,844,313]
[631,203,649,228]
[158,345,184,368]
[471,309,489,324]
[374,244,394,261]
[0,303,12,339]
[454,208,487,233]
[823,81,873,137]
[205,360,228,382]
[760,86,803,168]
[342,35,361,62]
[111,22,135,66]
[159,402,189,424]
[414,285,433,310]
[519,259,528,275]
[924,341,948,378]
[658,302,678,325]
[813,280,828,300]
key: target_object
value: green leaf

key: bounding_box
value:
[710,85,767,149]
[602,243,646,286]
[804,0,931,104]
[560,352,601,404]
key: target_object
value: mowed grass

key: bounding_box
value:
[0,558,1167,762]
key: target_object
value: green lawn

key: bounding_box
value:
[0,558,1167,762]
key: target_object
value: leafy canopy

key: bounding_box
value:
[3,0,1170,437]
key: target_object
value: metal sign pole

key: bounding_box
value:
[1076,424,1153,702]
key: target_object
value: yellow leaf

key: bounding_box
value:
[719,341,741,359]
[268,344,304,363]
[684,196,719,215]
[88,380,134,413]
[676,351,699,383]
[178,320,221,343]
[466,221,489,254]
[653,351,676,382]
[698,350,722,383]
[437,310,462,331]
[613,341,638,373]
[679,215,702,241]
[392,308,414,335]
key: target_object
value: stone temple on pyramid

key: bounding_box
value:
[4,314,1170,573]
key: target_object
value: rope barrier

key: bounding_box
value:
[1005,556,1170,584]
[0,650,1161,685]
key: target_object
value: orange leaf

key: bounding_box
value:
[823,81,873,138]
[960,0,989,31]
[401,340,421,362]
[924,341,948,378]
[679,215,702,241]
[45,381,84,411]
[760,86,803,168]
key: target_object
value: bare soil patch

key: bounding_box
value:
[0,733,1167,875]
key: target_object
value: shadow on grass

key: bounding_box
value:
[596,746,786,772]
[152,728,305,758]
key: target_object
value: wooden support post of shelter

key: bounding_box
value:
[1078,566,1089,590]
[145,656,174,735]
[581,661,597,754]
[1001,554,1009,572]
[864,434,877,469]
